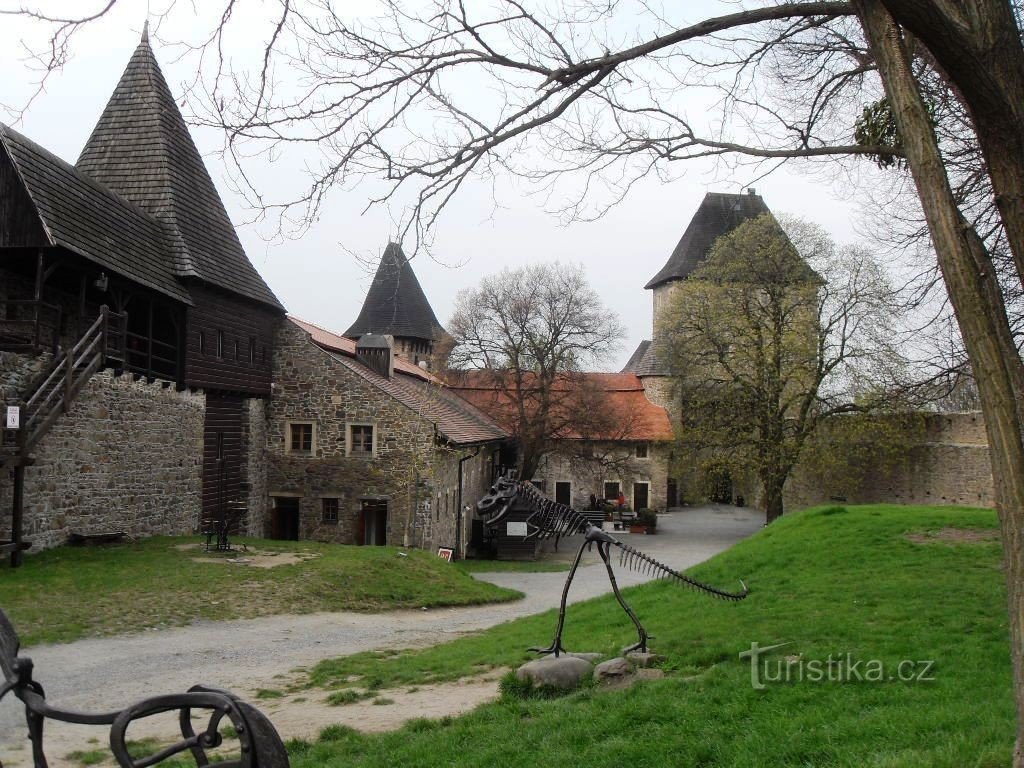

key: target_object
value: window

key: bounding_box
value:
[288,422,314,455]
[234,339,239,360]
[322,498,339,524]
[199,331,205,355]
[604,481,620,500]
[249,337,256,364]
[348,424,374,457]
[216,330,224,359]
[635,443,649,459]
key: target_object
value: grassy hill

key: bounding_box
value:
[290,504,1013,767]
[0,537,521,645]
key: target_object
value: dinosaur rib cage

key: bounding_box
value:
[513,481,748,602]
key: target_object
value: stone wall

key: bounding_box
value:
[785,411,994,509]
[267,321,500,554]
[0,369,205,551]
[531,440,671,511]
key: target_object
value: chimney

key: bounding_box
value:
[356,333,394,378]
[746,187,757,195]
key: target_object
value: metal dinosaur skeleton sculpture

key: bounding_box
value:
[477,477,748,656]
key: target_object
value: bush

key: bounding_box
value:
[636,509,658,529]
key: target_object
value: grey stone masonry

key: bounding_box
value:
[267,321,499,554]
[0,369,204,550]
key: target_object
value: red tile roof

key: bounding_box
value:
[288,316,507,446]
[446,370,674,441]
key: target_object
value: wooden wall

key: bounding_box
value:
[202,393,244,525]
[0,151,48,248]
[184,283,280,396]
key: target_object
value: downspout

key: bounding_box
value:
[456,446,482,559]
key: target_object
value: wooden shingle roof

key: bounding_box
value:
[0,123,192,304]
[645,191,772,290]
[75,30,282,310]
[344,242,445,341]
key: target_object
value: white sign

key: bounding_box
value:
[5,406,19,430]
[506,521,528,537]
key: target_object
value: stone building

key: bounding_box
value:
[267,316,507,555]
[0,28,283,561]
[448,371,674,511]
[344,242,451,370]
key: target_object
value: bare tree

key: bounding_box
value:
[445,262,623,480]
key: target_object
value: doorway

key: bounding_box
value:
[270,497,300,541]
[666,479,678,508]
[555,481,571,506]
[359,499,388,546]
[633,482,650,511]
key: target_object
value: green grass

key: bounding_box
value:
[0,537,521,645]
[291,504,1014,767]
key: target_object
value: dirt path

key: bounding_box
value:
[0,505,760,767]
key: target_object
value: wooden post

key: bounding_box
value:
[33,250,44,352]
[100,305,109,359]
[11,463,24,568]
[64,348,73,412]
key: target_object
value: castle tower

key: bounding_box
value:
[625,189,773,412]
[344,242,448,368]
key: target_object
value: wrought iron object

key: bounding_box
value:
[478,478,748,656]
[0,610,289,767]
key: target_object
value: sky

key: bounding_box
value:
[0,1,874,370]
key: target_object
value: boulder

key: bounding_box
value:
[625,651,665,669]
[594,657,634,682]
[516,656,593,690]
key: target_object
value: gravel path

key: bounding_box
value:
[0,504,760,765]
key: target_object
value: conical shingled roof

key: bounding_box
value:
[344,242,445,340]
[75,29,282,310]
[645,191,771,290]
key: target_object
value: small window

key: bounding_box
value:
[234,339,239,360]
[635,443,649,459]
[216,330,224,359]
[199,331,205,355]
[322,498,339,524]
[349,424,374,456]
[289,422,314,455]
[216,431,224,461]
[249,337,256,364]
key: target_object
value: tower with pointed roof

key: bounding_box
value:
[344,242,448,368]
[0,28,290,550]
[624,189,775,384]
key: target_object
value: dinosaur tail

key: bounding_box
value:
[615,542,749,601]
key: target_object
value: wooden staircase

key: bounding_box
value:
[1,306,126,565]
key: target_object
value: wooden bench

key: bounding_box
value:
[0,609,289,767]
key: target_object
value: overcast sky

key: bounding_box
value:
[0,2,880,370]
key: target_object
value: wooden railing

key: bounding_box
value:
[0,299,62,355]
[14,306,126,455]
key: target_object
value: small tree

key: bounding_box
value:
[660,214,899,523]
[446,262,624,480]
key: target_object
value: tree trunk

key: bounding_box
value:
[763,479,785,524]
[882,0,1024,298]
[857,3,1024,764]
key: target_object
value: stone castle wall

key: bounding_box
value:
[0,369,205,551]
[785,411,994,509]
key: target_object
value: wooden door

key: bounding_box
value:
[202,394,243,530]
[270,497,300,541]
[633,482,650,511]
[555,481,571,506]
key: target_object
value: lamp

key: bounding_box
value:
[94,272,109,292]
